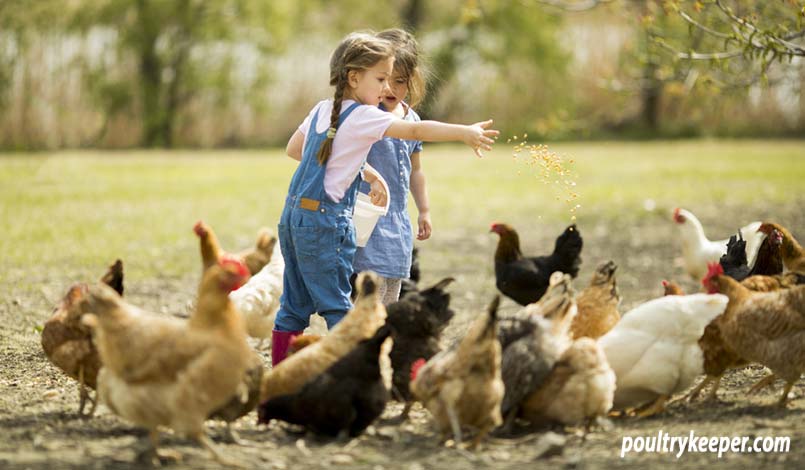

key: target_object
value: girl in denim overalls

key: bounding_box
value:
[353,29,431,305]
[273,31,500,365]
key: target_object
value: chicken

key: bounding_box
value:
[80,257,252,465]
[703,263,805,407]
[41,259,124,418]
[741,272,805,292]
[193,220,277,276]
[662,280,685,296]
[749,226,784,276]
[598,292,728,416]
[672,208,762,280]
[257,325,392,437]
[260,271,387,402]
[497,272,576,431]
[196,220,284,348]
[758,222,805,272]
[491,223,583,305]
[239,228,276,276]
[520,337,615,431]
[228,241,284,348]
[410,296,504,449]
[570,260,620,340]
[385,277,455,419]
[286,334,322,356]
[719,233,752,281]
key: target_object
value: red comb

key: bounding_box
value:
[661,280,669,287]
[410,358,427,382]
[220,255,249,277]
[701,262,724,293]
[193,220,207,238]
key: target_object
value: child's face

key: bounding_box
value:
[382,70,409,110]
[348,57,393,106]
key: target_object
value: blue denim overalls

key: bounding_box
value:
[274,102,362,332]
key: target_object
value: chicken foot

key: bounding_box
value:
[136,430,182,466]
[633,395,669,418]
[196,431,245,467]
[748,374,777,395]
[679,375,718,403]
[219,422,258,447]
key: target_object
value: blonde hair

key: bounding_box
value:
[318,32,394,165]
[377,28,427,109]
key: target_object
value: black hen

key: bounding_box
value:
[386,277,455,419]
[398,247,420,299]
[491,223,583,305]
[257,325,392,437]
[719,233,751,281]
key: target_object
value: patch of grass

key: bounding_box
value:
[1,140,802,292]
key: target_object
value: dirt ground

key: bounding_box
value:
[2,203,804,469]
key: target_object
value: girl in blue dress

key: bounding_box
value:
[353,29,432,305]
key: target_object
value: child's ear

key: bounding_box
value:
[347,70,360,89]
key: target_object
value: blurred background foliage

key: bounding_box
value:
[0,0,803,149]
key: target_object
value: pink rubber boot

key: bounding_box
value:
[271,330,302,366]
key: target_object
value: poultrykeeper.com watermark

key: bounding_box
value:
[620,430,790,459]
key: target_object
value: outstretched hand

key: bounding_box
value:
[465,119,500,158]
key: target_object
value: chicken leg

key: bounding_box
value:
[77,366,97,419]
[682,375,717,403]
[776,381,794,408]
[442,399,463,447]
[748,374,777,395]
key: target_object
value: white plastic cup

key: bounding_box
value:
[353,174,390,247]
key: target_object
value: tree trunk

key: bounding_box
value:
[136,0,165,147]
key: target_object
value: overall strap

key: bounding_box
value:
[336,102,361,128]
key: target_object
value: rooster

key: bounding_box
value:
[257,325,392,437]
[411,296,504,449]
[703,263,805,407]
[80,257,252,466]
[672,208,762,280]
[490,223,583,306]
[41,259,123,418]
[570,260,620,340]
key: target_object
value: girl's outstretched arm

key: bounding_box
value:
[384,119,498,157]
[409,152,431,241]
[286,130,304,161]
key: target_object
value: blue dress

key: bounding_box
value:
[352,105,423,279]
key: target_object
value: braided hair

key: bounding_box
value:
[318,33,394,165]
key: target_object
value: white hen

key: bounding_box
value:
[673,208,762,280]
[599,293,728,416]
[229,241,284,348]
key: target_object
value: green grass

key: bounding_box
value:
[1,140,803,291]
